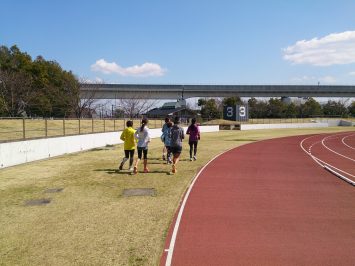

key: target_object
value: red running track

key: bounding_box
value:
[161,134,355,266]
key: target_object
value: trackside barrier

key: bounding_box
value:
[240,123,329,130]
[0,126,219,169]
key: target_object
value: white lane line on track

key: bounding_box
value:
[313,156,355,179]
[300,135,355,186]
[300,136,325,168]
[342,133,355,150]
[324,166,355,186]
[322,135,355,162]
[165,147,236,266]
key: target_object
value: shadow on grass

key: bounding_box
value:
[148,161,168,165]
[132,169,171,174]
[94,168,129,175]
[93,168,171,175]
[149,157,165,161]
[179,158,195,162]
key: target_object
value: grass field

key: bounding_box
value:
[0,127,354,265]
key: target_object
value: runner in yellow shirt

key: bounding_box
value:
[118,120,136,172]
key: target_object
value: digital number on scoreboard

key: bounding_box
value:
[223,105,249,121]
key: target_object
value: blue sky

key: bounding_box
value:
[1,0,355,85]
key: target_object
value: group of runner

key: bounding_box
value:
[118,116,200,174]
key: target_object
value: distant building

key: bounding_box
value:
[145,99,196,119]
[68,108,99,118]
[281,97,308,105]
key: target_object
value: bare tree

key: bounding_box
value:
[118,95,159,118]
[71,78,103,118]
[0,69,34,116]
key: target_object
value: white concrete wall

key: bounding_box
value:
[339,120,354,126]
[0,125,219,169]
[319,119,340,127]
[240,123,329,130]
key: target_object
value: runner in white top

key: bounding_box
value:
[133,118,150,174]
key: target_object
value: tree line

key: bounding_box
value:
[198,97,355,119]
[0,45,163,119]
[0,45,97,118]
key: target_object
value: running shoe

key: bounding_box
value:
[193,156,197,161]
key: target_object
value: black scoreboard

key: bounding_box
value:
[223,105,249,121]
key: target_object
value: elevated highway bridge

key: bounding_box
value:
[80,84,355,99]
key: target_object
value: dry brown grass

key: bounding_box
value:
[1,127,354,265]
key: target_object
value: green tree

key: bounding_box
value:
[285,102,298,118]
[114,108,125,118]
[198,98,221,119]
[348,101,355,116]
[322,100,348,117]
[197,98,206,107]
[248,98,268,118]
[0,45,35,116]
[299,98,322,117]
[222,96,242,106]
[0,45,80,117]
[267,98,286,118]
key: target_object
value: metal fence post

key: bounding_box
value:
[45,119,48,137]
[63,118,66,136]
[22,118,26,139]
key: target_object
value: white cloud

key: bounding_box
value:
[291,75,336,84]
[291,75,316,82]
[95,77,104,83]
[349,71,355,76]
[283,31,355,66]
[319,75,336,83]
[79,77,105,83]
[91,59,166,77]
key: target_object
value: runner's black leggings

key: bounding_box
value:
[189,141,198,157]
[124,150,135,166]
[137,147,148,160]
